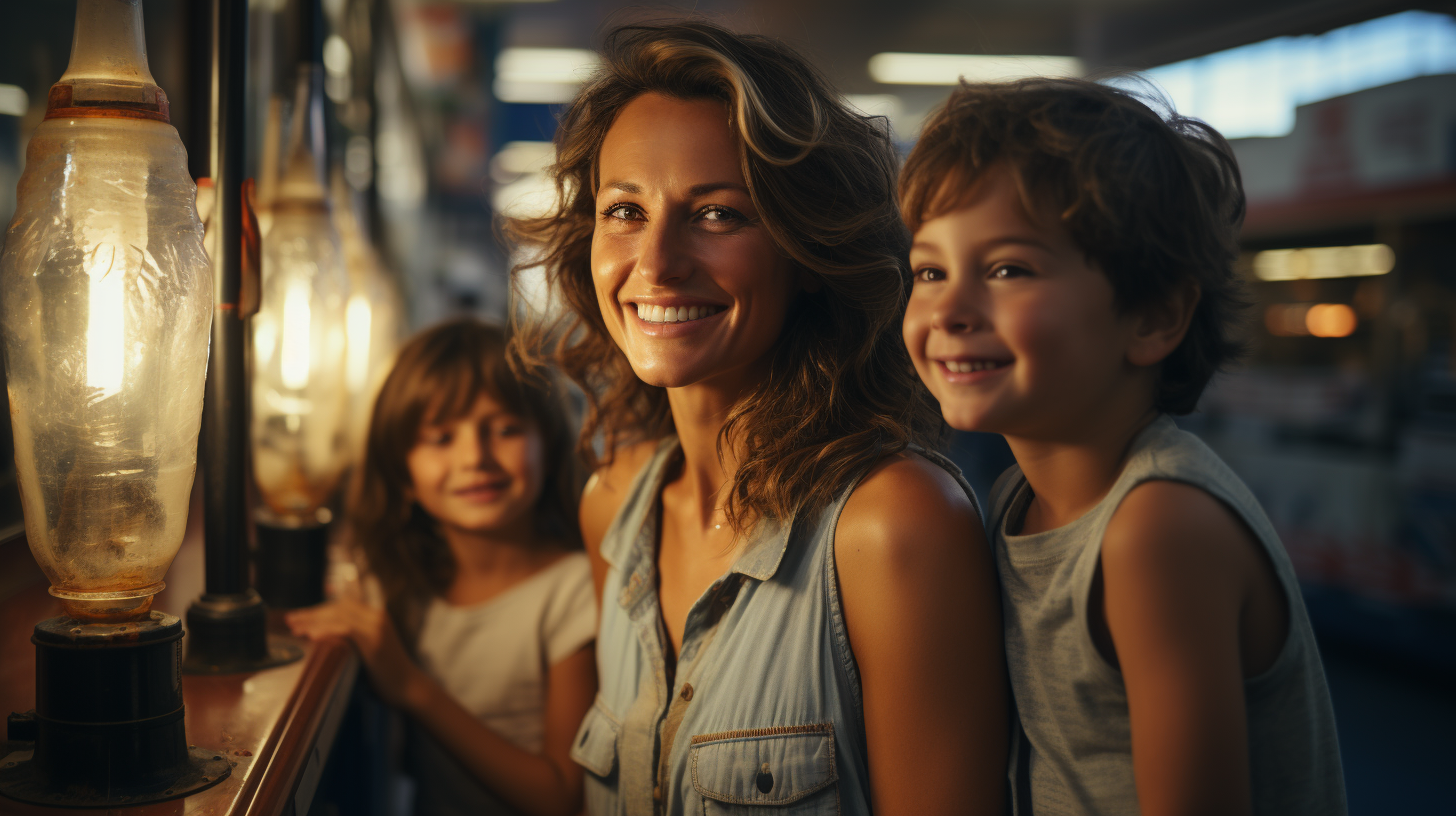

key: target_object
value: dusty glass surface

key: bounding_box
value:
[251,204,351,523]
[0,117,211,618]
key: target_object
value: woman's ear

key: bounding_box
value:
[1127,280,1199,368]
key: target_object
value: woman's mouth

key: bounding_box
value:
[632,303,725,324]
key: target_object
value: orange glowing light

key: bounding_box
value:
[1305,304,1357,337]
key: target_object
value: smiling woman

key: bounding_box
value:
[507,21,1008,816]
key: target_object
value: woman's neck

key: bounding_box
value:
[663,381,744,531]
[1003,403,1160,536]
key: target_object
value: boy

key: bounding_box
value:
[899,79,1346,816]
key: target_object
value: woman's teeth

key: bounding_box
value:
[944,360,1007,373]
[634,304,725,324]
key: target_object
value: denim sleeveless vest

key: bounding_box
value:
[571,437,979,816]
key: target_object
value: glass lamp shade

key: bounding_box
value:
[333,177,402,457]
[0,0,211,621]
[250,70,351,526]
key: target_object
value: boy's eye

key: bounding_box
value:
[989,264,1031,279]
[914,266,946,283]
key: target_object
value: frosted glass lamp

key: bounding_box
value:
[0,0,229,806]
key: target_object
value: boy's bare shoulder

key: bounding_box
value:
[837,450,984,570]
[579,440,662,553]
[1102,479,1259,592]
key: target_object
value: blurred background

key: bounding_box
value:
[0,0,1452,813]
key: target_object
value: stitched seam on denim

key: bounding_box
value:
[689,726,838,805]
[825,465,871,742]
[689,722,835,744]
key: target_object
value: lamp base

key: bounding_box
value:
[255,521,330,609]
[182,589,303,675]
[0,613,232,807]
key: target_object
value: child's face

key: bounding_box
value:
[406,392,545,540]
[903,164,1145,438]
[590,92,799,394]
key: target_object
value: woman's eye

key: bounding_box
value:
[990,264,1031,279]
[697,206,744,227]
[602,203,644,222]
[419,430,451,446]
[496,423,525,438]
[914,267,946,283]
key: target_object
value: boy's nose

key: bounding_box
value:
[931,288,986,334]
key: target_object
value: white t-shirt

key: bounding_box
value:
[409,552,596,816]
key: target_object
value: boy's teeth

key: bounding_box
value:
[946,360,1006,373]
[635,303,723,324]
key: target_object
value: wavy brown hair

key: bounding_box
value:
[900,78,1249,414]
[507,21,942,531]
[349,319,581,639]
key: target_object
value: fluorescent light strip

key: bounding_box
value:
[1252,244,1395,281]
[0,84,29,117]
[869,53,1082,85]
[494,48,599,104]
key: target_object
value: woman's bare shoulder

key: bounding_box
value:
[837,450,983,561]
[579,440,663,555]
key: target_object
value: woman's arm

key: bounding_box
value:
[286,602,596,816]
[1101,480,1284,816]
[836,453,1009,816]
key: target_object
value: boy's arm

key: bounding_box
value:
[837,453,1009,816]
[1102,480,1280,816]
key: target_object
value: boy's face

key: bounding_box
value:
[903,164,1146,438]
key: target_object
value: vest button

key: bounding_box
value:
[756,763,773,793]
[680,683,694,701]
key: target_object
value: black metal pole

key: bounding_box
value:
[184,0,300,674]
[205,0,249,597]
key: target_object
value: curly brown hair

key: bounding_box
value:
[348,319,582,640]
[900,78,1249,414]
[507,21,942,531]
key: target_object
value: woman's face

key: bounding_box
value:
[590,93,799,393]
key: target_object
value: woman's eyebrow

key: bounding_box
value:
[600,180,642,194]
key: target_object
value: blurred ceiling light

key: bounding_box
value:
[492,173,558,218]
[1253,244,1395,281]
[494,47,600,104]
[845,94,903,120]
[868,53,1082,85]
[0,84,28,117]
[1114,10,1456,138]
[491,140,554,180]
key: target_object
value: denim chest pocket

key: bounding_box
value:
[571,699,620,779]
[689,723,839,814]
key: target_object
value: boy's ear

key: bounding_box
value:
[1127,280,1199,368]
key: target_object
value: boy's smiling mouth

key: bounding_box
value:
[934,357,1012,383]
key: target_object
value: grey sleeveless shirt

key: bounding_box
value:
[571,437,980,816]
[990,416,1346,816]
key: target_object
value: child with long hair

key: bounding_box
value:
[286,319,596,816]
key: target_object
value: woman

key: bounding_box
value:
[509,22,1007,816]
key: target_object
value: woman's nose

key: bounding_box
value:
[635,219,689,286]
